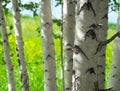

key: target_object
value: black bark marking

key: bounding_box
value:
[102,14,108,19]
[44,22,50,26]
[66,43,73,47]
[73,45,89,60]
[86,67,96,74]
[11,67,13,71]
[94,81,99,91]
[85,24,103,41]
[101,72,105,75]
[100,54,105,57]
[16,48,19,51]
[50,42,54,45]
[65,88,71,90]
[65,48,72,51]
[88,24,102,29]
[77,0,96,16]
[113,66,117,68]
[95,32,120,54]
[68,58,73,63]
[1,17,4,20]
[3,40,7,43]
[72,70,75,74]
[18,59,21,66]
[69,14,72,17]
[44,69,48,72]
[16,8,19,12]
[97,64,103,68]
[46,54,54,60]
[85,29,97,41]
[21,73,23,82]
[112,74,117,77]
[17,53,19,57]
[47,78,51,80]
[66,69,70,72]
[74,76,80,90]
[94,81,113,91]
[69,1,73,4]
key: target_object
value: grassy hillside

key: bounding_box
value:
[0,15,117,90]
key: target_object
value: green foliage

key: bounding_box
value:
[20,2,39,16]
[0,14,117,90]
[55,0,63,7]
[105,25,116,88]
[109,0,120,11]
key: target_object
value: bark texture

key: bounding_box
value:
[40,0,56,91]
[12,0,30,91]
[0,0,16,91]
[72,0,106,91]
[63,0,75,91]
[97,0,108,89]
[108,9,120,91]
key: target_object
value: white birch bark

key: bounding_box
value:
[0,0,16,91]
[63,0,75,91]
[108,9,120,91]
[96,0,108,89]
[72,0,102,91]
[12,0,29,91]
[40,0,56,91]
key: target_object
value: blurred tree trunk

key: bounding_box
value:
[40,0,57,91]
[108,9,120,91]
[72,0,108,90]
[12,0,30,91]
[0,0,16,91]
[97,0,108,89]
[63,0,75,91]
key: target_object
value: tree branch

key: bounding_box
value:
[95,31,120,54]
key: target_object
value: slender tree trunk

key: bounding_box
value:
[108,9,120,91]
[61,2,64,91]
[12,0,30,91]
[0,0,16,91]
[63,0,75,91]
[40,0,56,91]
[72,0,104,90]
[97,0,108,89]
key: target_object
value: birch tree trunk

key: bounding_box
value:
[12,0,30,91]
[72,0,105,91]
[40,0,56,91]
[97,0,108,89]
[0,0,16,91]
[108,9,120,91]
[63,0,75,91]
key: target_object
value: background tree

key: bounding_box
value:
[40,0,57,91]
[0,0,16,91]
[12,0,30,91]
[63,0,75,91]
[108,9,120,91]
